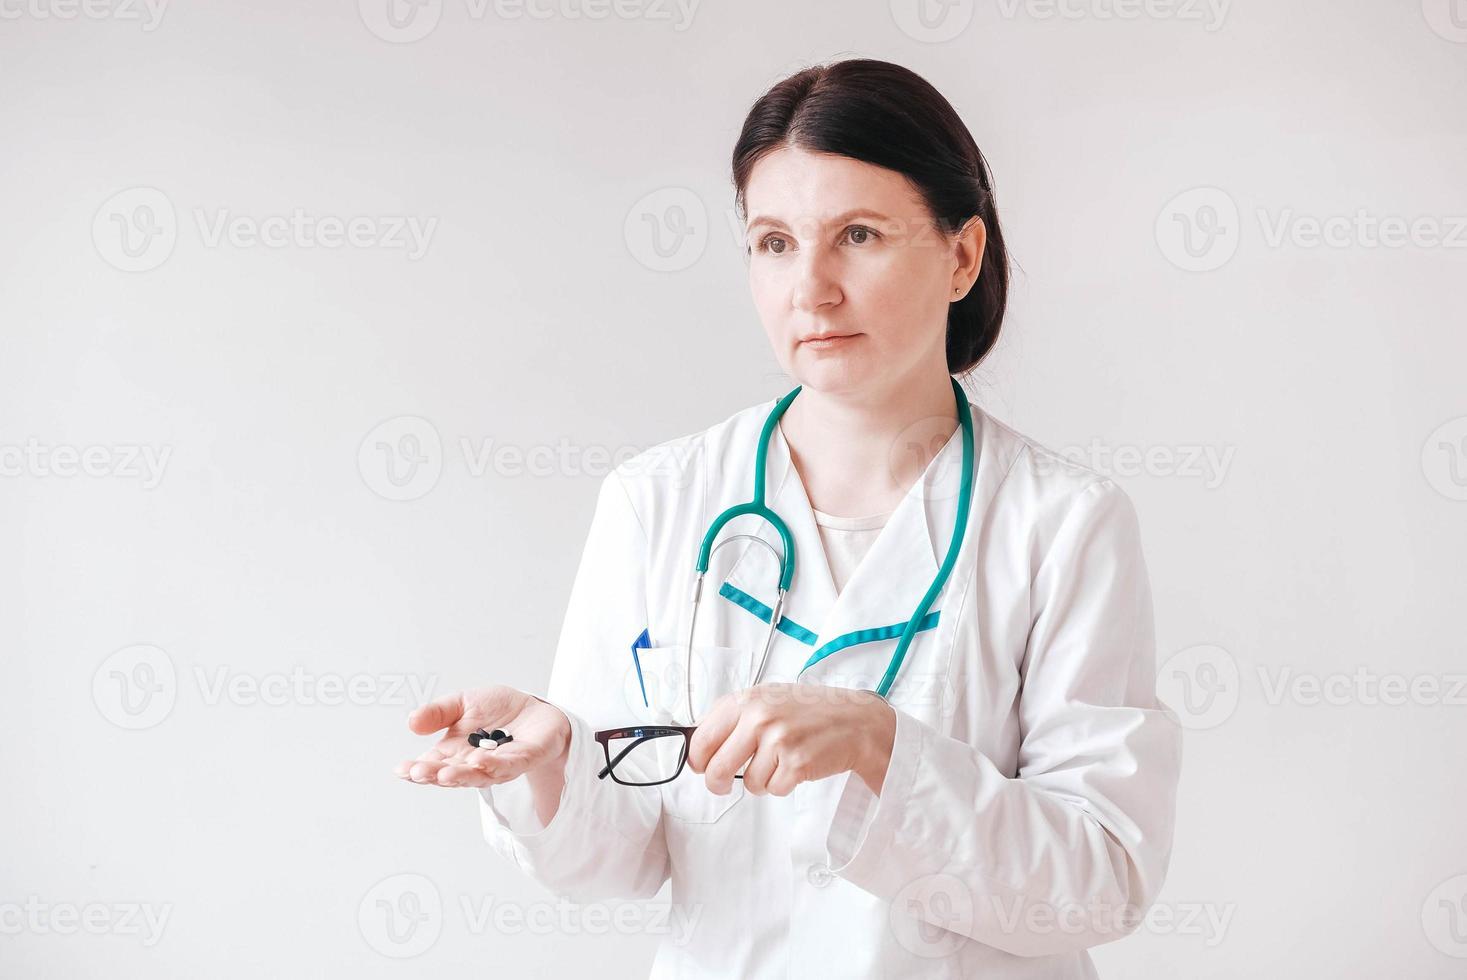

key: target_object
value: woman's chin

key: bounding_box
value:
[789,355,874,395]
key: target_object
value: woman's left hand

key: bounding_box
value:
[687,683,896,797]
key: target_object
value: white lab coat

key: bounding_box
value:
[478,392,1183,979]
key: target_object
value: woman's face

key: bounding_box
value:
[742,146,983,398]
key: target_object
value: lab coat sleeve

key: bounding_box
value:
[824,478,1183,957]
[476,469,670,903]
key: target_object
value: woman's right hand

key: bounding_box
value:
[395,686,572,790]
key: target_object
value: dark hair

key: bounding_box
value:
[730,59,1010,377]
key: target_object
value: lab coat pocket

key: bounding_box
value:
[620,644,752,824]
[619,643,754,726]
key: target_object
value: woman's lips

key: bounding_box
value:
[800,333,859,350]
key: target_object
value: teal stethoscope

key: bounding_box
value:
[681,376,976,721]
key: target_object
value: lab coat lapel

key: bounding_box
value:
[719,415,838,671]
[717,395,1015,700]
[796,422,961,690]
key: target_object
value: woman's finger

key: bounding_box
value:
[702,722,758,794]
[686,693,742,774]
[394,744,449,779]
[436,747,535,787]
[407,693,466,736]
[434,764,494,787]
[765,754,802,797]
[739,745,778,796]
[407,758,454,783]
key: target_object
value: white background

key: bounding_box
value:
[2,0,1465,976]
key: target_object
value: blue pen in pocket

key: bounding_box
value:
[630,627,651,708]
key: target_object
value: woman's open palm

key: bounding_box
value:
[395,686,570,789]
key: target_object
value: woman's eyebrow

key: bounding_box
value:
[745,209,893,233]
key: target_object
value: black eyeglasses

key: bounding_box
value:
[594,725,745,786]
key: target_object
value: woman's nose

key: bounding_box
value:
[790,249,843,312]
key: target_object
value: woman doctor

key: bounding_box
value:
[396,58,1182,979]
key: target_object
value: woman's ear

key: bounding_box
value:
[950,216,987,296]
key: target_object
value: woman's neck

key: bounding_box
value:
[779,369,959,518]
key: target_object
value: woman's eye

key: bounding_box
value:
[754,225,877,255]
[757,234,788,255]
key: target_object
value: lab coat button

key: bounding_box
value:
[806,863,834,888]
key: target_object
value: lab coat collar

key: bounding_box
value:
[719,392,1003,688]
